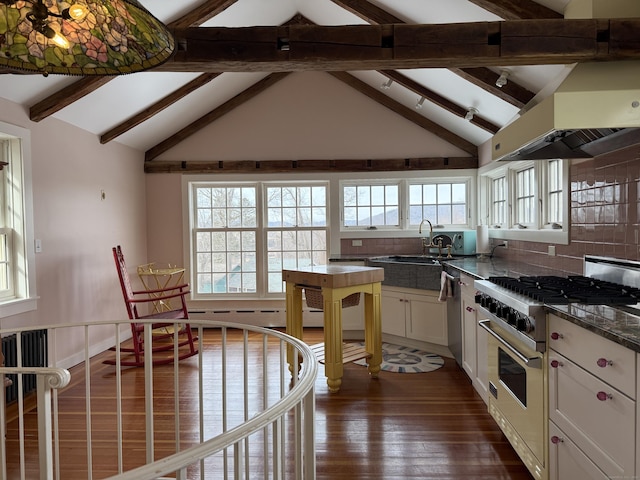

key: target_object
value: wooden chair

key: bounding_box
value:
[106,245,198,367]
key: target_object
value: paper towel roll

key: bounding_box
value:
[476,225,489,254]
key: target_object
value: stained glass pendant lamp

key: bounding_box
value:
[0,0,175,76]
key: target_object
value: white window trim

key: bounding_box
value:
[186,179,329,300]
[478,159,569,245]
[0,121,38,318]
[340,176,475,232]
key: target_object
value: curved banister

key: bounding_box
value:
[0,320,318,480]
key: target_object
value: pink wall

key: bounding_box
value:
[0,98,148,364]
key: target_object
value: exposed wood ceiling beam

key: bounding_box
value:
[162,19,637,72]
[329,0,535,108]
[30,76,113,122]
[328,71,478,156]
[467,0,563,20]
[330,0,404,24]
[145,72,291,162]
[380,70,499,134]
[449,67,534,109]
[168,0,238,29]
[144,157,477,174]
[100,73,222,144]
[28,1,237,123]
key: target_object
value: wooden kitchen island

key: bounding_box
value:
[283,265,384,393]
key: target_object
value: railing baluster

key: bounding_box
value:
[0,320,316,480]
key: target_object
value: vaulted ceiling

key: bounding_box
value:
[1,0,639,173]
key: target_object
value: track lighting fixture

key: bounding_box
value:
[465,107,479,121]
[380,79,393,90]
[495,70,509,88]
[415,97,426,109]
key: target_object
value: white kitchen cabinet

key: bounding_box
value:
[381,286,447,346]
[459,273,488,403]
[548,314,636,480]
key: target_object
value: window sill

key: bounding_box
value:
[489,228,569,245]
[0,296,38,318]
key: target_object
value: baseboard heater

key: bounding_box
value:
[1,329,48,405]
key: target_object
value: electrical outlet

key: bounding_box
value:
[548,245,556,256]
[503,241,508,249]
[351,240,363,247]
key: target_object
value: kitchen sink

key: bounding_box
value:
[372,255,443,264]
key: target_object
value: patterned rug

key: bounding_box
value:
[352,342,445,374]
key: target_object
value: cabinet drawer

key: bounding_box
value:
[549,350,636,478]
[548,314,636,398]
[549,421,608,480]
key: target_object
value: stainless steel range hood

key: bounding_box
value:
[492,61,640,162]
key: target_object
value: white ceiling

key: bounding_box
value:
[0,0,573,153]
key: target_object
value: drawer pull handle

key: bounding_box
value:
[550,332,563,340]
[596,391,612,401]
[551,435,563,444]
[596,358,613,368]
[550,359,562,368]
[466,306,475,312]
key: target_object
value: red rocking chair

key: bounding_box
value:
[106,245,198,367]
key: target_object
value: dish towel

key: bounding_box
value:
[439,271,455,302]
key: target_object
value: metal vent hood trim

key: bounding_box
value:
[492,61,640,162]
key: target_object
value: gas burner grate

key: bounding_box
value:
[487,275,640,306]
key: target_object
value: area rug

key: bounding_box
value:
[351,342,445,373]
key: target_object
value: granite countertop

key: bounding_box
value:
[442,257,640,354]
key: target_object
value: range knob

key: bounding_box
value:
[516,316,534,333]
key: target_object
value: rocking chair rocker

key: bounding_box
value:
[106,245,198,367]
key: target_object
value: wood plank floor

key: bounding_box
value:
[4,327,533,479]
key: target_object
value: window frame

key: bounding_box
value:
[479,159,569,244]
[340,177,473,232]
[0,121,37,317]
[188,180,329,300]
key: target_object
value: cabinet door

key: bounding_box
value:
[407,292,447,345]
[549,422,608,480]
[381,289,407,337]
[461,293,477,380]
[549,350,636,478]
[475,317,489,404]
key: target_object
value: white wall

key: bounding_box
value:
[0,97,147,366]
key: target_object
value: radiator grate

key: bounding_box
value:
[2,329,48,404]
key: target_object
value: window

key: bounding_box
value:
[342,183,399,228]
[491,176,507,227]
[0,122,37,316]
[546,159,562,225]
[408,182,467,226]
[514,165,536,227]
[266,185,327,293]
[341,178,471,230]
[190,181,328,298]
[479,159,568,244]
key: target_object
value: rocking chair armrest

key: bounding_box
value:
[131,283,190,295]
[128,289,191,304]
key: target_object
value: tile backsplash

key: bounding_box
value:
[495,144,640,275]
[339,143,640,276]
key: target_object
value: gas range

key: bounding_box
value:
[473,255,640,353]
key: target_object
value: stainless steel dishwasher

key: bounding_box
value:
[444,264,462,367]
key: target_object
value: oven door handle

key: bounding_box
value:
[478,320,542,369]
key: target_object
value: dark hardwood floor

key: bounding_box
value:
[4,327,532,479]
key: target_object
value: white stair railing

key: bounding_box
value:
[0,320,317,480]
